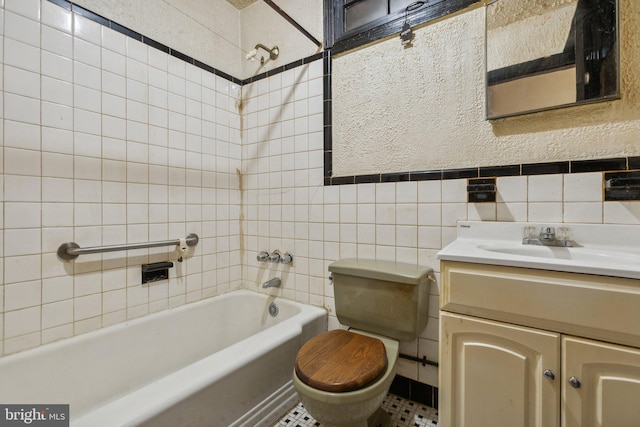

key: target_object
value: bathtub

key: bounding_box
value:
[0,290,327,427]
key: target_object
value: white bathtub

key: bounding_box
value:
[0,290,327,427]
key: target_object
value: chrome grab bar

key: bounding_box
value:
[57,233,199,261]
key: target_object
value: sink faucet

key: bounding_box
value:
[538,226,556,244]
[262,277,281,288]
[523,225,573,247]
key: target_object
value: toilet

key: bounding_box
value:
[293,258,434,427]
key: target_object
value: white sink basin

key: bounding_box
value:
[477,243,637,262]
[438,221,640,279]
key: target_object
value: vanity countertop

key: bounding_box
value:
[437,221,640,280]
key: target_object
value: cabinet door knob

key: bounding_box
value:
[568,376,581,388]
[543,369,556,380]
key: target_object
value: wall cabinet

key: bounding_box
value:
[439,261,640,427]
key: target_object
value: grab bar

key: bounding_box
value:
[57,234,199,261]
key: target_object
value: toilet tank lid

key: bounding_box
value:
[329,258,433,285]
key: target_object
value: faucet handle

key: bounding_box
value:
[523,226,537,239]
[269,251,281,263]
[280,253,293,264]
[257,251,270,262]
[556,227,574,246]
[556,227,571,241]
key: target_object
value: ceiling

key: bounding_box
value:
[225,0,259,10]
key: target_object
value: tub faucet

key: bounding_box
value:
[262,277,281,288]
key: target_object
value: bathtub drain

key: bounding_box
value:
[268,302,279,317]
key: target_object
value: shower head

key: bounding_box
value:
[246,44,279,64]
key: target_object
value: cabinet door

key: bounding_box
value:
[440,312,560,427]
[563,336,640,427]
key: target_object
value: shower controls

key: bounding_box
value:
[257,250,294,264]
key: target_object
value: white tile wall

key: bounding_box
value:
[0,0,242,355]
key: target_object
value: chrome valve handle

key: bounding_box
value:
[269,251,281,263]
[257,251,270,262]
[280,253,293,264]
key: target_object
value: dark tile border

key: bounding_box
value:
[327,155,639,186]
[48,0,71,9]
[522,161,570,176]
[480,164,521,177]
[570,157,626,173]
[629,156,640,170]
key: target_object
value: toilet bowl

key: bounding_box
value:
[292,258,434,427]
[293,329,399,427]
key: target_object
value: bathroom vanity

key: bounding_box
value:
[437,221,640,427]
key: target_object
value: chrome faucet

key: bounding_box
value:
[262,277,281,288]
[523,225,573,247]
[538,226,556,244]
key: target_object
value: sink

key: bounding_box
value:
[437,221,640,279]
[477,243,637,262]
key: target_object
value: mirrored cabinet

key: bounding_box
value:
[486,0,619,119]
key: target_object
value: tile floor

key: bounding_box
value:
[273,393,438,427]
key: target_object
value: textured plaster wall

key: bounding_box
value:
[73,0,242,77]
[332,0,640,176]
[240,0,323,80]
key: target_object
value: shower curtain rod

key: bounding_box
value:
[262,0,322,48]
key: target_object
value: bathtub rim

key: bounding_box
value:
[0,290,327,426]
[0,289,320,365]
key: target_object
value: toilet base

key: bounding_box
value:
[318,407,390,427]
[366,407,391,427]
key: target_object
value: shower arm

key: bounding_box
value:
[254,43,279,60]
[262,0,322,49]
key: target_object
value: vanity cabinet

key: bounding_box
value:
[439,261,640,427]
[563,336,640,427]
[440,312,560,426]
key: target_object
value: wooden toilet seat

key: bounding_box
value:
[294,329,388,393]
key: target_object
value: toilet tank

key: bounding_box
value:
[328,258,434,341]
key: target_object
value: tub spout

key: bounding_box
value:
[262,277,281,288]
